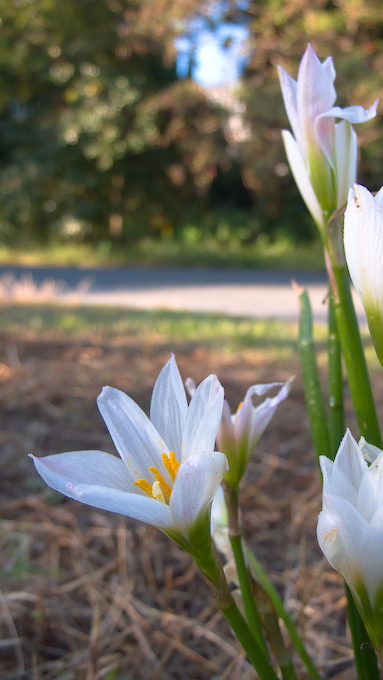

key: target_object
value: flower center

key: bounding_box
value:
[134,451,179,504]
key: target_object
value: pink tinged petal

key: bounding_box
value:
[323,100,378,125]
[65,483,172,529]
[150,355,188,459]
[97,386,168,479]
[216,400,236,457]
[182,374,224,459]
[277,65,301,149]
[246,379,293,454]
[281,130,324,230]
[334,429,367,491]
[344,184,383,314]
[169,450,228,533]
[30,451,136,497]
[335,120,357,208]
[297,45,336,159]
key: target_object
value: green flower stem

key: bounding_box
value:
[345,583,380,680]
[295,283,331,462]
[329,261,382,448]
[250,578,299,680]
[223,482,269,657]
[246,548,323,680]
[199,543,279,680]
[328,293,344,459]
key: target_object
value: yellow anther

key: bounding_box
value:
[151,481,166,503]
[148,466,172,501]
[134,479,153,496]
[237,401,244,412]
[161,451,180,482]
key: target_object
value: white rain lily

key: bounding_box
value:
[344,183,383,367]
[216,378,294,488]
[31,356,228,560]
[278,44,378,231]
[317,429,383,648]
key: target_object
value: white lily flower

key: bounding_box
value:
[278,44,378,230]
[344,183,383,367]
[317,429,383,648]
[31,356,228,560]
[216,378,294,488]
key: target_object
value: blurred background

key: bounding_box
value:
[0,0,382,267]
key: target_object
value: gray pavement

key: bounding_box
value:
[0,264,366,322]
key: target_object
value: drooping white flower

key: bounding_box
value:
[317,429,383,648]
[344,183,383,367]
[216,378,294,488]
[278,44,378,230]
[31,356,227,560]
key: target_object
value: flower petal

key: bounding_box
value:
[333,429,367,491]
[182,374,224,459]
[170,450,228,533]
[323,100,378,125]
[150,355,188,459]
[30,450,136,494]
[357,452,383,522]
[277,65,301,149]
[97,386,168,478]
[67,482,172,528]
[281,130,324,230]
[335,120,357,208]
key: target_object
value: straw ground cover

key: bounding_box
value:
[0,305,379,679]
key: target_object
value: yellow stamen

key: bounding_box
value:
[134,479,153,496]
[237,401,243,412]
[148,466,172,501]
[161,451,180,482]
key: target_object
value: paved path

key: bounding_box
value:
[0,265,366,322]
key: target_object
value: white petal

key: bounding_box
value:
[344,184,383,314]
[318,494,365,590]
[30,450,136,495]
[335,120,357,208]
[211,484,228,532]
[323,100,378,125]
[357,452,383,522]
[297,45,336,160]
[247,380,293,454]
[334,429,367,491]
[216,400,236,455]
[182,374,224,459]
[97,386,168,478]
[170,450,228,533]
[281,130,324,230]
[358,523,383,602]
[358,436,382,464]
[150,355,188,459]
[375,186,383,212]
[67,482,172,528]
[277,65,301,149]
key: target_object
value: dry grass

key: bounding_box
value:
[0,317,374,680]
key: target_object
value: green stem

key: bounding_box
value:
[246,548,323,680]
[328,293,344,459]
[223,483,268,656]
[200,543,279,680]
[230,533,268,656]
[328,260,382,448]
[296,284,331,462]
[345,583,381,680]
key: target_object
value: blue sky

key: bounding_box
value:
[175,23,249,88]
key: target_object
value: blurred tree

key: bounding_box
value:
[0,0,229,245]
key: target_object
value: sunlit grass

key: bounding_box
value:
[0,235,325,270]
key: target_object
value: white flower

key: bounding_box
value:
[278,44,378,229]
[216,378,294,488]
[344,183,383,367]
[317,429,383,648]
[31,356,227,559]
